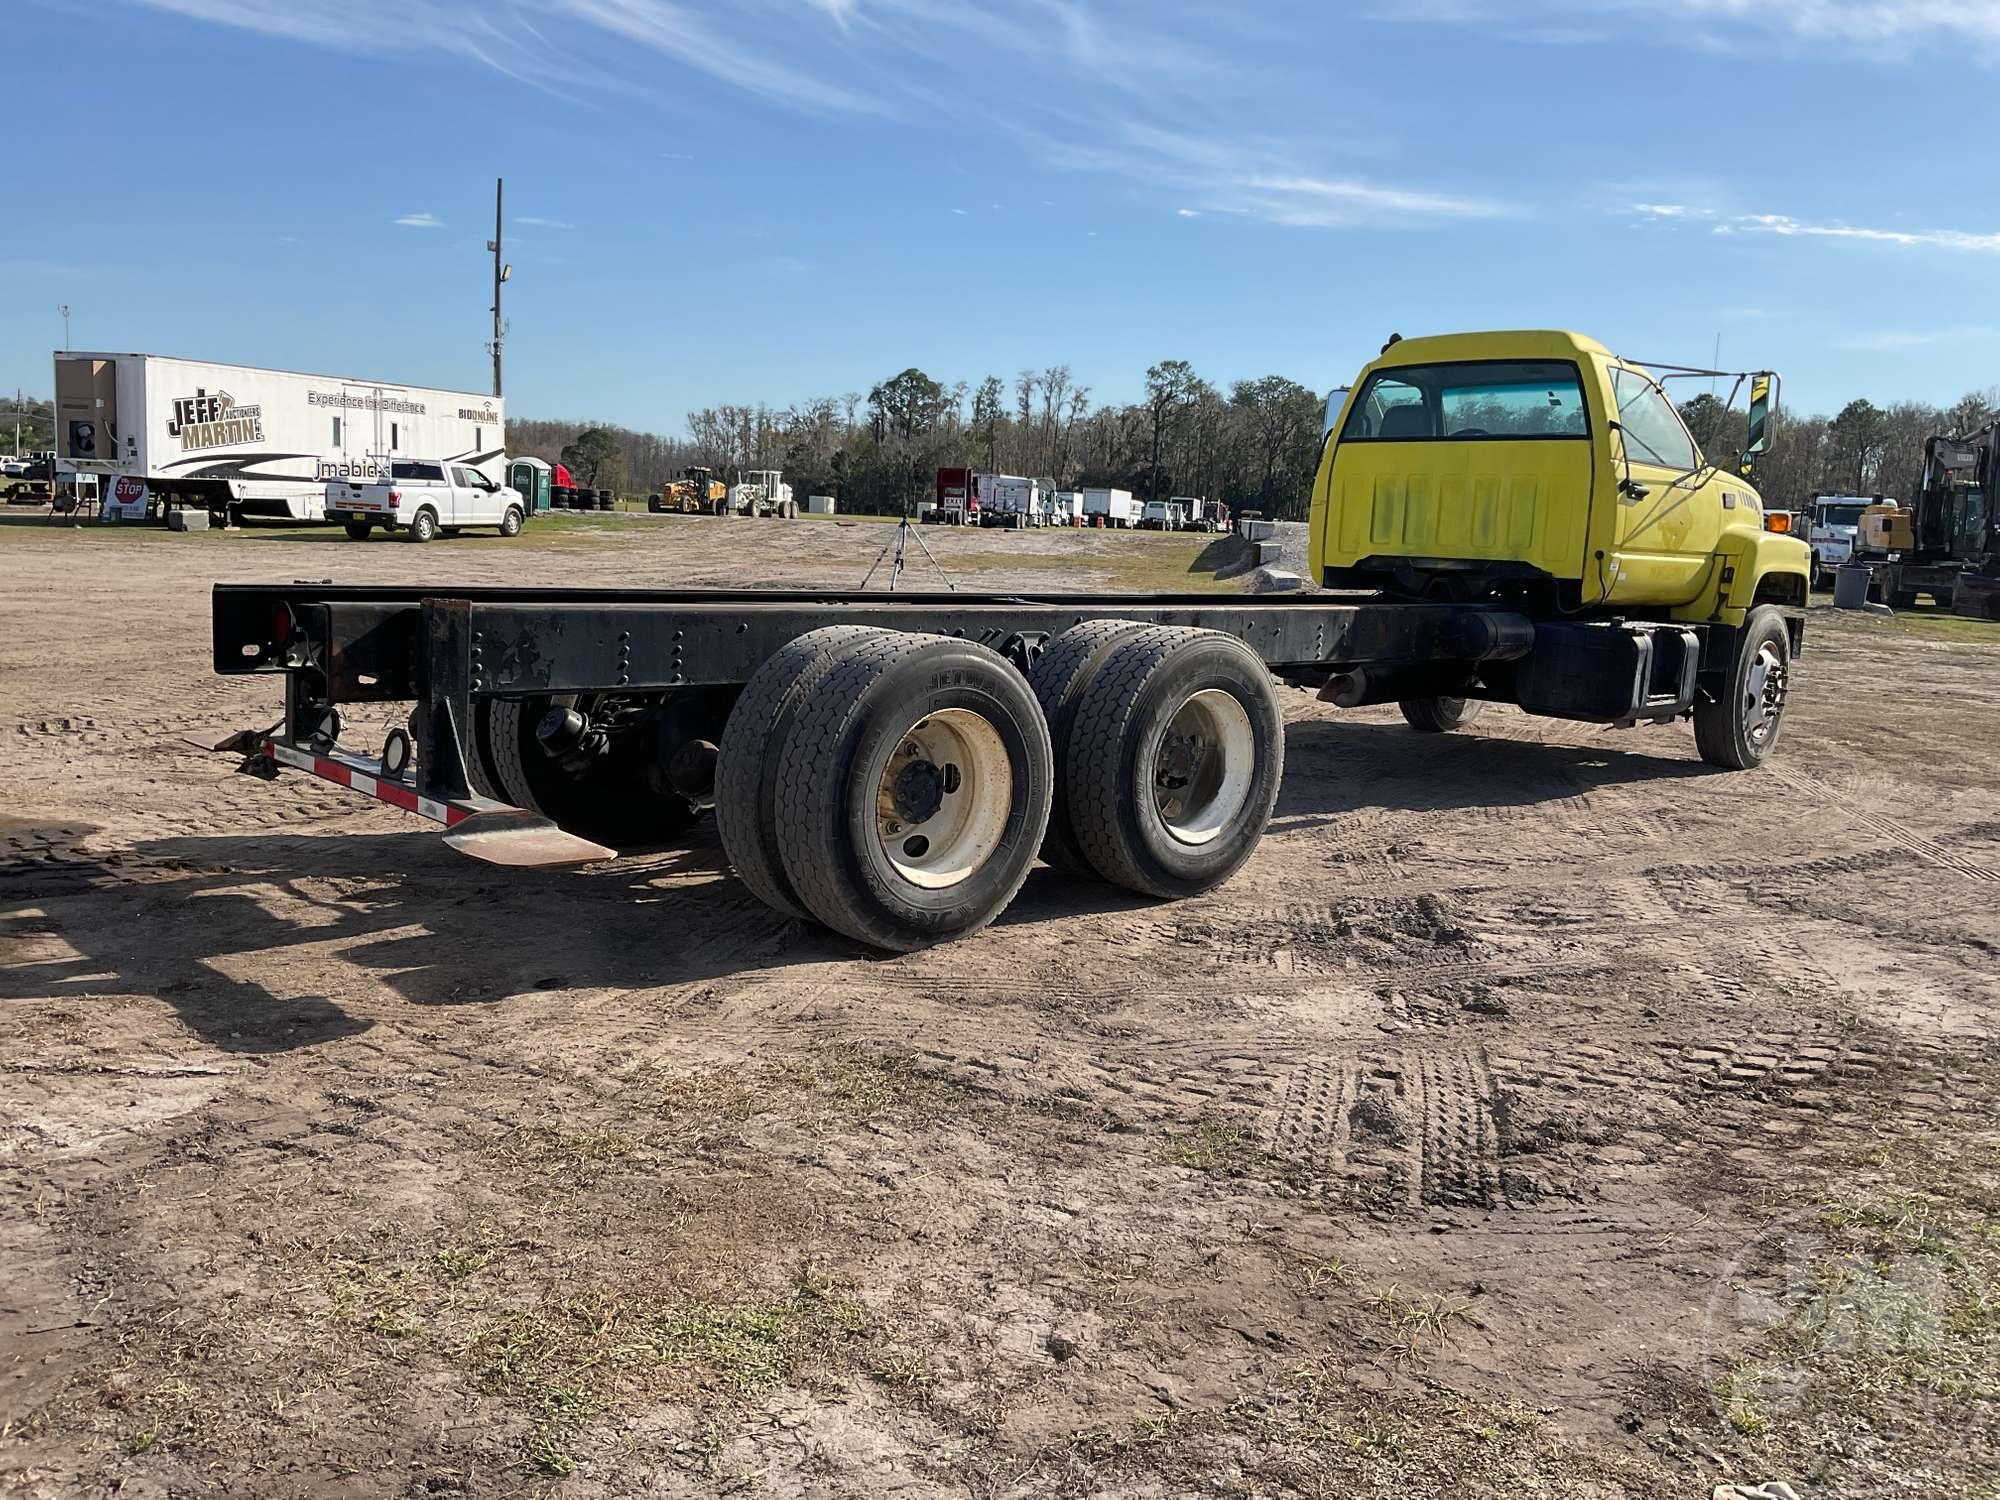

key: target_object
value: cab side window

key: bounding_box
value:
[1611,369,1698,471]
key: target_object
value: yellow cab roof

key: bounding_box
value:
[1369,330,1614,368]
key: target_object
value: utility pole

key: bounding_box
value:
[486,179,509,399]
[58,304,70,351]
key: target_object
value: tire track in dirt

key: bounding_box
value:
[1765,764,2000,881]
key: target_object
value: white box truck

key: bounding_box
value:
[1082,487,1140,528]
[52,352,505,521]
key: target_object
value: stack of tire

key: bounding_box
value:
[553,485,575,510]
[595,488,615,512]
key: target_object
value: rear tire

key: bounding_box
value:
[407,508,438,543]
[1693,605,1791,770]
[1065,628,1283,898]
[1029,619,1151,874]
[343,519,373,541]
[1399,696,1483,733]
[716,626,891,922]
[771,632,1052,950]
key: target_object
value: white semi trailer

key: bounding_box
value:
[52,351,505,521]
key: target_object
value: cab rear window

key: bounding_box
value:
[391,461,445,481]
[1340,360,1589,442]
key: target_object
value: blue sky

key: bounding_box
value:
[5,0,1997,429]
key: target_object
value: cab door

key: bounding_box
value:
[449,465,483,526]
[1605,365,1725,602]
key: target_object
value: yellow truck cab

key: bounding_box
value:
[1308,331,1809,768]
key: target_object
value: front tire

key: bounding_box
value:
[407,508,438,543]
[771,632,1053,950]
[1065,628,1283,898]
[1400,696,1483,733]
[499,506,523,538]
[1693,605,1791,770]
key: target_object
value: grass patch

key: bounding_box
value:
[1160,1119,1266,1174]
[967,531,1238,594]
[1705,1138,2000,1490]
[1366,1284,1473,1353]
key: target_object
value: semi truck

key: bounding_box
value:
[213,330,1807,953]
[931,467,979,525]
[53,352,504,522]
[977,474,1044,528]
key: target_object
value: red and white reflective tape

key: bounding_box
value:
[262,738,473,827]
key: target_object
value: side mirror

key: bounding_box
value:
[1322,387,1349,437]
[1745,372,1777,456]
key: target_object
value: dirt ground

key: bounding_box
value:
[3,512,1996,1499]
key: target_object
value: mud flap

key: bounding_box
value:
[443,809,617,868]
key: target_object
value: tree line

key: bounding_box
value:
[510,363,1330,518]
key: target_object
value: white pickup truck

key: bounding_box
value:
[331,460,526,542]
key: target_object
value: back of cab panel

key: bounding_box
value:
[1315,333,1606,588]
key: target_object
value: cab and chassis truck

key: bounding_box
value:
[215,332,1808,952]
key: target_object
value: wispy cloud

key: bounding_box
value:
[1626,202,2000,253]
[394,212,443,229]
[1380,0,2000,56]
[1175,208,1202,218]
[1722,213,2000,253]
[123,0,1497,232]
[516,215,574,229]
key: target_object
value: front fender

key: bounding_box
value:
[1672,526,1810,625]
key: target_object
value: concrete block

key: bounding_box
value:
[1238,519,1277,542]
[1246,567,1304,593]
[167,508,211,532]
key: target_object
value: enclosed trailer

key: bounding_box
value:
[52,352,505,521]
[1082,487,1140,528]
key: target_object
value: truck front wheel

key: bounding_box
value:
[1064,628,1282,898]
[500,506,523,538]
[1399,696,1483,733]
[1693,606,1790,770]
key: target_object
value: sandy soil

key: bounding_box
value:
[3,513,1996,1499]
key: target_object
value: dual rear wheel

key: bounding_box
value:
[713,622,1283,949]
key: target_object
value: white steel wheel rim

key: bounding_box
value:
[1154,688,1255,847]
[1743,644,1787,747]
[869,708,1014,891]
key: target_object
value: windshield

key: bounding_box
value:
[1816,503,1866,526]
[1341,360,1589,441]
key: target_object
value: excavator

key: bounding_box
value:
[1854,421,2000,616]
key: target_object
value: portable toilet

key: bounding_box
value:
[508,456,553,514]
